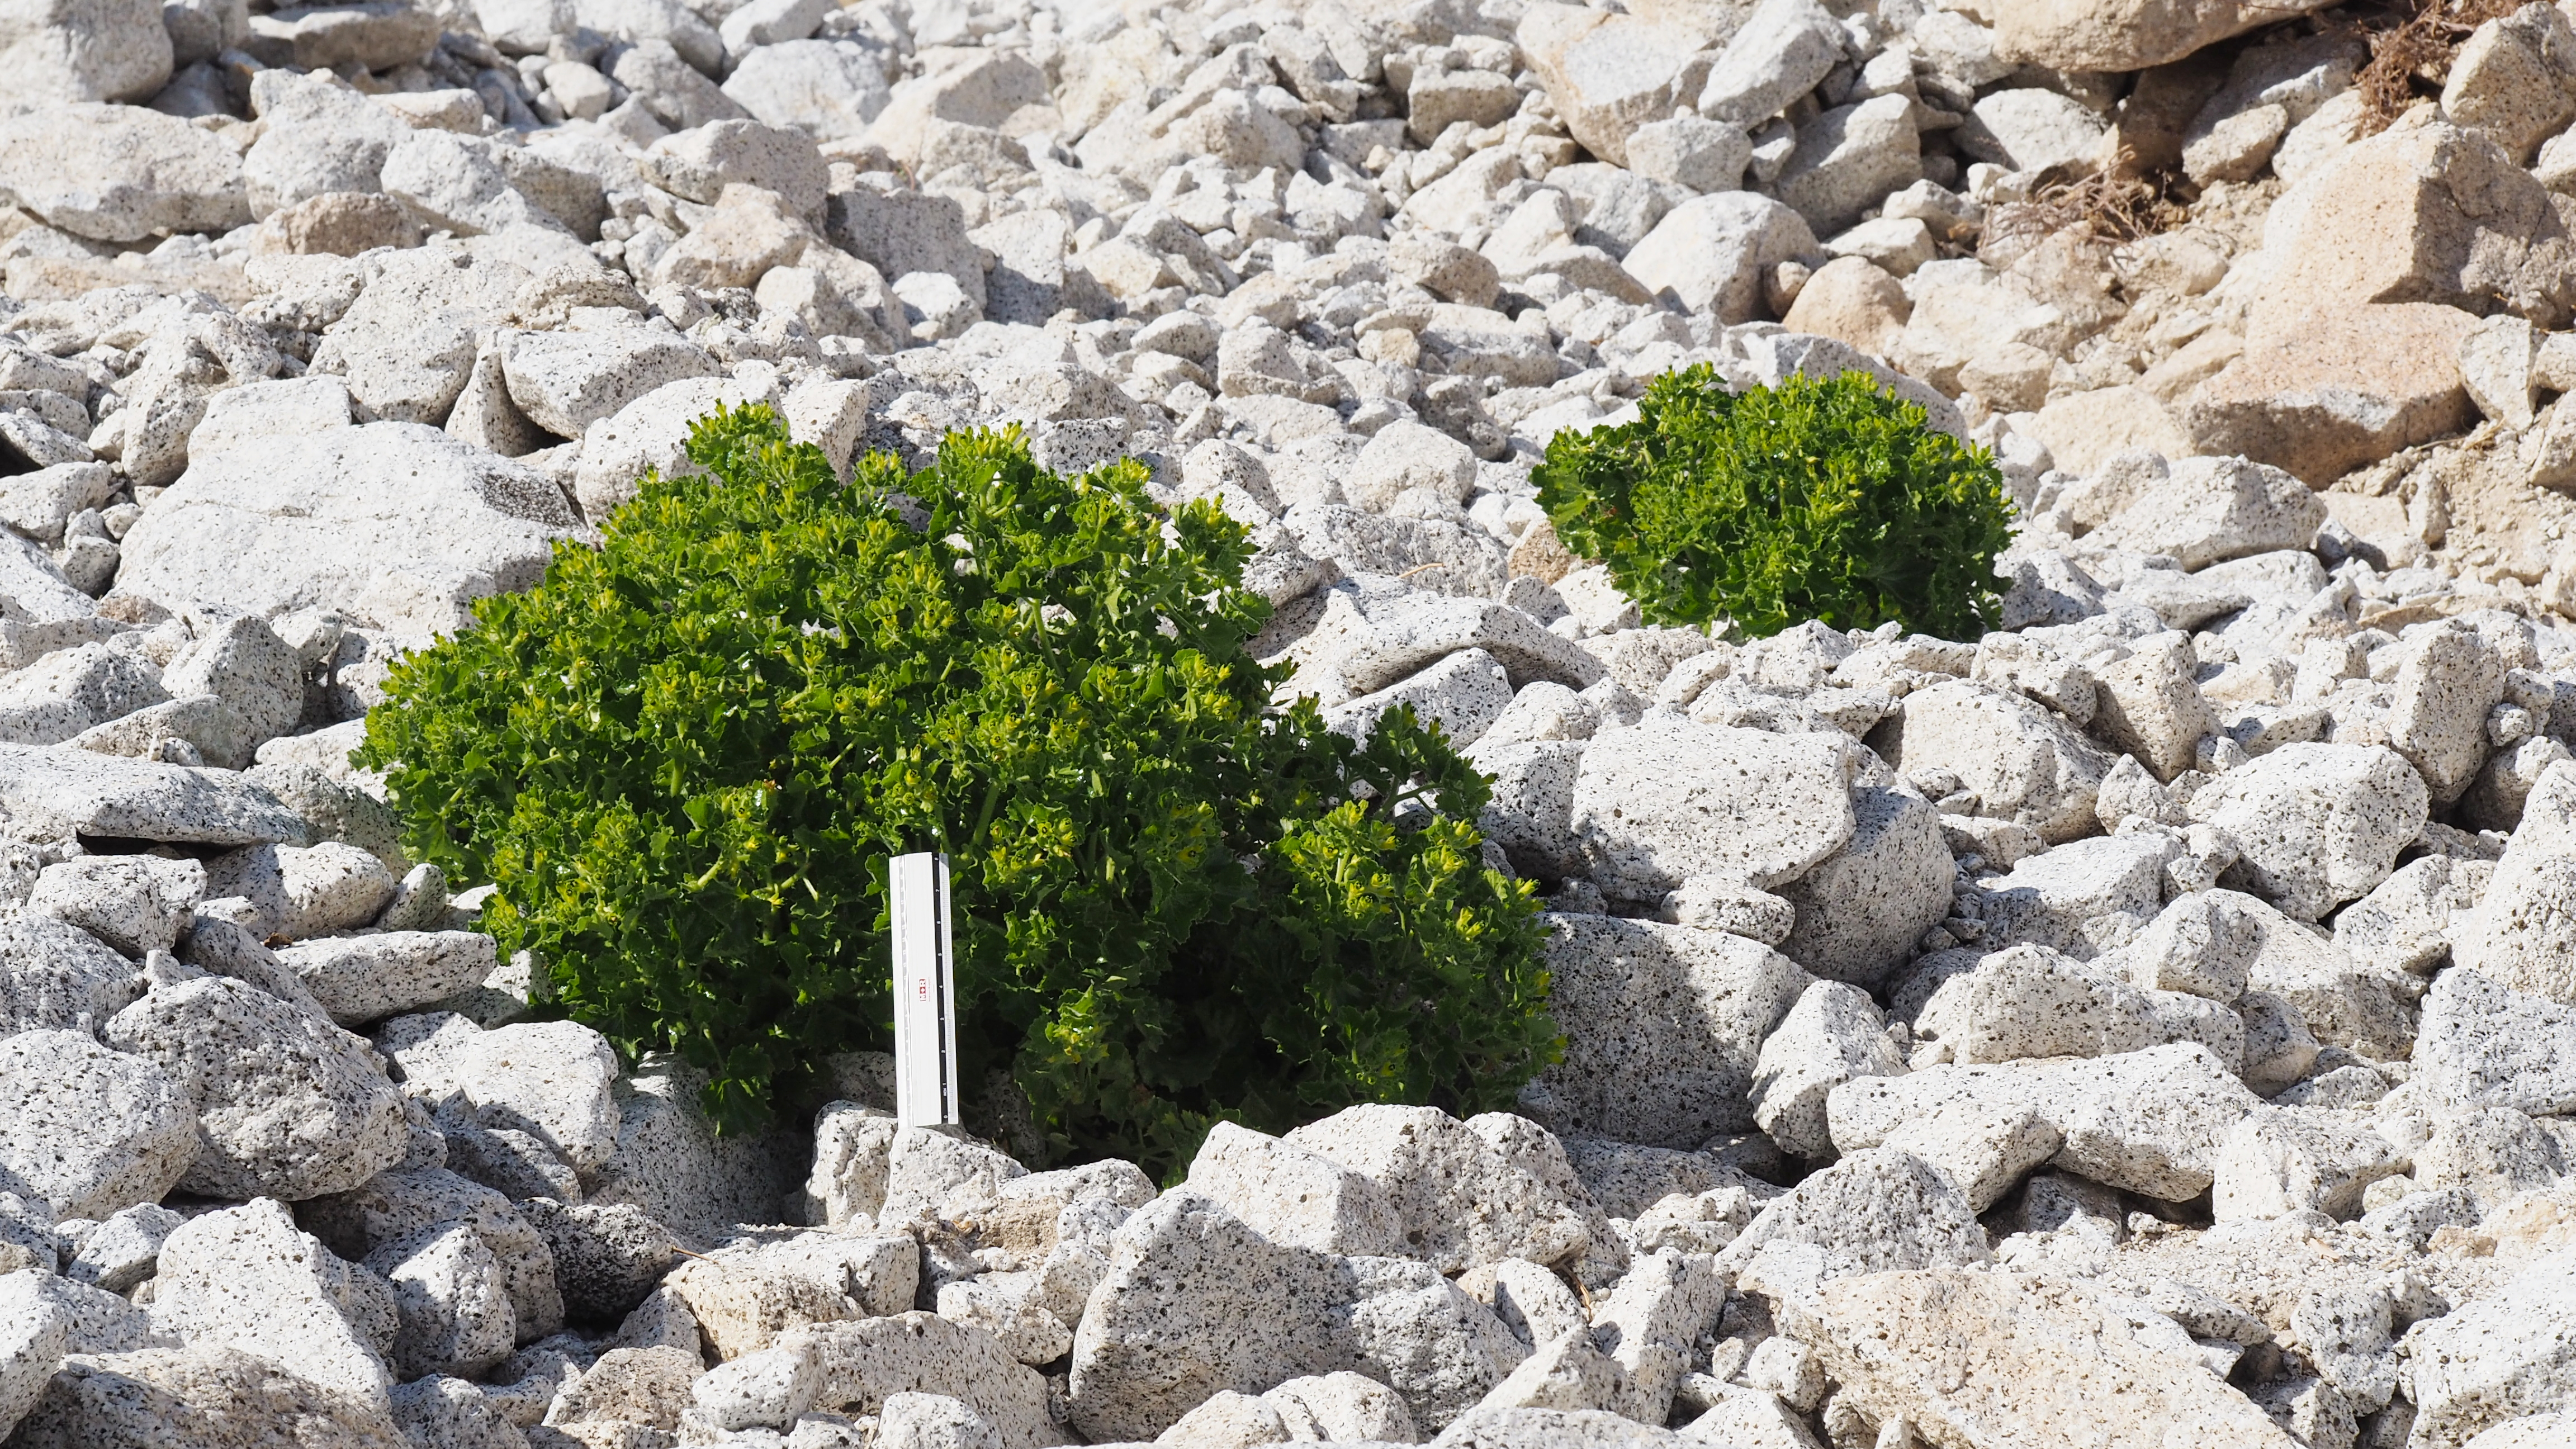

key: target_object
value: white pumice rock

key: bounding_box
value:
[2186,742,2429,921]
[22,854,203,958]
[0,1026,193,1222]
[1750,981,1906,1159]
[1568,719,1857,905]
[1533,914,1813,1149]
[1831,1043,2262,1200]
[1280,1105,1603,1276]
[1182,1120,1401,1257]
[105,974,410,1201]
[1871,677,2117,843]
[1973,833,2175,960]
[148,1197,397,1413]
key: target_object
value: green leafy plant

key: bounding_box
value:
[358,405,1556,1177]
[1535,366,2013,640]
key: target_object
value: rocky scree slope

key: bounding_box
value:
[4,0,2576,1445]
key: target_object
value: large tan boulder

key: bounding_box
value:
[2181,302,2479,485]
[1987,0,2341,73]
[2253,109,2576,330]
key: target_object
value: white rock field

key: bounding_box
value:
[4,0,2576,1445]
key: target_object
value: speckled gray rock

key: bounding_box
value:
[1466,738,1587,880]
[1568,719,1856,903]
[450,1020,621,1173]
[0,1027,193,1220]
[1776,1268,2300,1449]
[2403,1248,2576,1449]
[2187,742,2428,920]
[273,931,498,1027]
[0,745,309,847]
[642,119,829,215]
[779,1311,1058,1447]
[1183,1120,1402,1257]
[6,1343,411,1448]
[147,1198,396,1412]
[103,974,410,1200]
[2083,455,2327,570]
[1830,1043,2262,1200]
[497,323,721,439]
[23,855,203,958]
[1281,1106,1601,1275]
[299,1165,565,1344]
[1912,942,2244,1071]
[2088,632,2221,782]
[1974,834,2175,960]
[115,423,588,638]
[202,841,399,941]
[665,1230,917,1359]
[1438,1407,1687,1447]
[2455,759,2576,1001]
[1751,981,1906,1159]
[0,912,146,1036]
[1068,1190,1523,1442]
[1716,1147,1989,1307]
[1773,776,1952,986]
[1868,679,2118,844]
[66,1203,183,1294]
[0,1270,69,1440]
[364,1222,515,1381]
[2209,1106,2404,1221]
[2334,852,2488,977]
[1531,914,1812,1148]
[2413,968,2576,1117]
[2388,620,2511,807]
[163,614,305,757]
[388,1375,530,1449]
[879,1124,1026,1225]
[514,1197,674,1324]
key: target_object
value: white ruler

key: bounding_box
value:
[889,851,959,1128]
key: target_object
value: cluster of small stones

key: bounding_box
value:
[5,0,2576,1445]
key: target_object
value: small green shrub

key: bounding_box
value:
[1535,366,2013,640]
[358,405,1556,1177]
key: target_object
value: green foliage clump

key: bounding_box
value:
[1535,366,2014,640]
[358,405,1556,1177]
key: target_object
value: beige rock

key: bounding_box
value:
[2026,385,2193,476]
[2440,2,2576,163]
[1988,0,2342,73]
[251,191,425,257]
[2254,111,2576,331]
[2089,632,2220,782]
[2182,304,2479,485]
[1781,1268,2300,1446]
[1779,255,1908,356]
[1516,3,1709,169]
[650,183,811,292]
